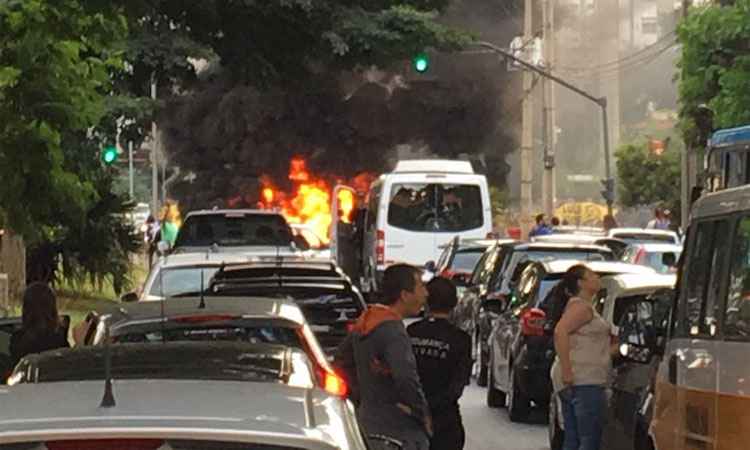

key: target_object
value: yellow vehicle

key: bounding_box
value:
[650,182,750,450]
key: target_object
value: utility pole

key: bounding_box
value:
[150,75,159,216]
[680,0,693,228]
[541,0,557,218]
[520,0,534,237]
[128,140,134,199]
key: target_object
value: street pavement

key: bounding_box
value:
[460,384,548,450]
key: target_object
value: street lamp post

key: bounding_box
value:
[475,40,615,217]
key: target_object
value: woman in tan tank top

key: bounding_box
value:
[551,264,614,450]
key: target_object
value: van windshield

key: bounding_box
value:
[387,183,483,232]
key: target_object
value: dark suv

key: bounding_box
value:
[208,259,366,356]
[485,260,655,422]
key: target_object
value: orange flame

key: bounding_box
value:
[258,158,373,245]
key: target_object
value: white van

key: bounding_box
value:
[357,160,492,292]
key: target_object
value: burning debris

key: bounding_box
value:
[258,158,374,244]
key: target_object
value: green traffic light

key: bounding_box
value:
[102,146,118,165]
[413,54,429,73]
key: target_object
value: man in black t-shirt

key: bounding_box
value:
[407,277,472,450]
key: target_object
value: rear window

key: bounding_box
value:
[611,233,676,244]
[175,213,293,247]
[450,249,485,273]
[149,267,218,298]
[113,324,302,348]
[387,183,483,232]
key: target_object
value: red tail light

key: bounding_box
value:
[324,370,349,397]
[521,308,546,336]
[46,440,162,450]
[172,314,237,323]
[345,321,356,332]
[376,229,385,265]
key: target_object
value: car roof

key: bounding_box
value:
[0,379,341,449]
[512,242,613,252]
[601,273,677,294]
[531,234,603,244]
[153,252,261,269]
[628,243,683,252]
[184,209,283,217]
[608,227,678,237]
[102,297,307,326]
[539,259,656,275]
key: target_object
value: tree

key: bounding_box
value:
[615,140,681,218]
[678,0,750,149]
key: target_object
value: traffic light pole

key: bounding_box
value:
[475,40,614,217]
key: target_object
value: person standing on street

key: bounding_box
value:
[9,283,70,368]
[529,214,553,237]
[646,207,669,230]
[407,277,472,450]
[159,201,180,247]
[551,265,615,450]
[335,264,432,450]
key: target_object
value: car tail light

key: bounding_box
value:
[323,370,349,397]
[46,440,163,450]
[172,314,237,323]
[521,308,546,336]
[345,321,357,332]
[376,229,385,265]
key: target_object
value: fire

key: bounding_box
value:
[258,158,372,245]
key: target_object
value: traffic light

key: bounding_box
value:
[101,145,118,165]
[413,53,429,73]
[600,178,615,204]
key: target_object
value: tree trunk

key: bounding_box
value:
[1,229,26,309]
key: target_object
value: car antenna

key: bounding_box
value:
[198,267,206,309]
[99,319,116,408]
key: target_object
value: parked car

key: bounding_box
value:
[468,242,615,385]
[621,242,682,274]
[606,227,680,245]
[5,342,379,450]
[0,316,21,383]
[427,236,514,287]
[549,273,675,450]
[171,209,299,255]
[78,296,345,398]
[207,259,367,356]
[485,260,656,422]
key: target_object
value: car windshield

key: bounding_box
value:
[450,249,485,272]
[387,183,484,232]
[174,214,293,247]
[148,267,219,298]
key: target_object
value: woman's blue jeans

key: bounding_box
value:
[558,385,606,450]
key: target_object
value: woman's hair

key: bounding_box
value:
[558,264,591,297]
[22,282,59,334]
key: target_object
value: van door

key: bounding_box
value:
[717,214,750,450]
[362,183,382,292]
[653,218,729,450]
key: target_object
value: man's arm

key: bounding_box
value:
[428,333,473,409]
[333,333,359,404]
[380,322,432,433]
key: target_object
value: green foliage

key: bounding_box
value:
[678,0,750,148]
[489,186,509,215]
[615,141,681,214]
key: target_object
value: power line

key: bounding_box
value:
[559,40,679,79]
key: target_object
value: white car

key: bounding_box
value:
[607,227,680,245]
[621,243,682,274]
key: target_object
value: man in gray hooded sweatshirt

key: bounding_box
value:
[335,264,432,450]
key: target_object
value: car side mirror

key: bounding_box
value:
[618,343,653,364]
[120,291,139,303]
[662,252,677,268]
[424,260,436,273]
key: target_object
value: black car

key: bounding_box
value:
[485,260,656,422]
[0,316,22,383]
[427,237,502,286]
[208,260,367,356]
[470,242,615,386]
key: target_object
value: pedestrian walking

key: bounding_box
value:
[407,277,471,450]
[551,265,615,450]
[160,201,180,247]
[335,264,432,450]
[9,282,70,368]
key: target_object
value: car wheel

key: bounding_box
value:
[486,351,506,408]
[548,396,564,450]
[507,364,530,422]
[475,335,488,387]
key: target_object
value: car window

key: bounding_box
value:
[387,183,483,232]
[725,216,750,340]
[450,249,484,273]
[149,267,219,298]
[612,233,677,244]
[477,247,501,285]
[175,214,293,247]
[469,251,490,286]
[681,219,730,337]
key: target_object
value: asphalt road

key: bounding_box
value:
[460,384,548,450]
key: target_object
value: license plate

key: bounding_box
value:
[310,325,331,333]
